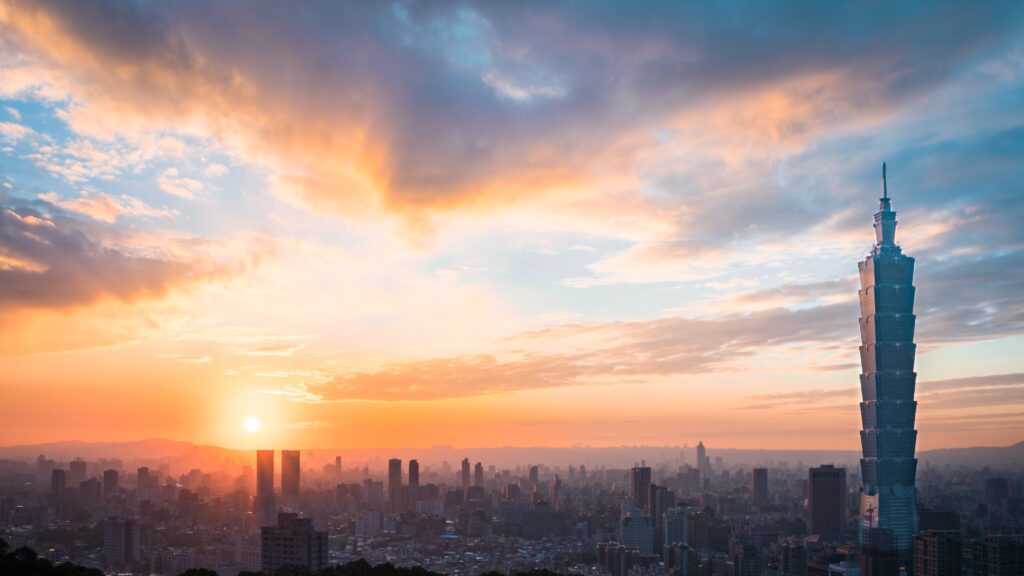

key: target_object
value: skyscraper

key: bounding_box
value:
[103,517,141,567]
[68,459,87,486]
[752,468,768,507]
[406,459,417,485]
[808,465,846,536]
[103,469,119,497]
[473,461,484,487]
[408,459,420,505]
[261,513,328,574]
[255,450,276,527]
[461,458,471,489]
[915,531,962,576]
[281,450,300,510]
[858,163,919,564]
[50,468,66,503]
[388,458,402,512]
[631,464,652,513]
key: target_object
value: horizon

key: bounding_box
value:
[2,2,1024,452]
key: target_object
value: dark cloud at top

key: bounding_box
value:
[3,0,1022,209]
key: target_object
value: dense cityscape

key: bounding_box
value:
[0,442,1021,576]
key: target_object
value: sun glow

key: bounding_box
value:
[243,416,262,433]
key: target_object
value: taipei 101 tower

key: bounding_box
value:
[857,163,919,566]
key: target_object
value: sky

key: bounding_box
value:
[1,1,1023,451]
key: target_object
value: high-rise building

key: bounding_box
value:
[68,459,87,487]
[461,458,471,489]
[281,450,300,510]
[782,542,807,576]
[261,513,328,574]
[915,531,962,576]
[388,458,402,512]
[663,508,688,558]
[620,514,655,555]
[969,535,1024,576]
[474,462,484,487]
[752,468,768,507]
[103,517,141,567]
[50,468,66,503]
[409,459,419,487]
[529,465,539,486]
[136,467,150,490]
[255,450,276,527]
[631,465,652,513]
[857,163,919,565]
[734,544,762,576]
[808,465,846,536]
[697,442,708,481]
[648,484,673,550]
[861,527,899,576]
[103,469,119,497]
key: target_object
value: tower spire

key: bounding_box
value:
[874,162,897,247]
[882,162,888,199]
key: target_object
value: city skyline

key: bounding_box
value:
[2,2,1024,452]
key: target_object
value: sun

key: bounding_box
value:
[243,416,262,433]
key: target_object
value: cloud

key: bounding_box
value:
[38,190,175,223]
[0,120,34,142]
[1,0,1018,223]
[261,303,853,402]
[156,168,202,200]
[0,201,251,310]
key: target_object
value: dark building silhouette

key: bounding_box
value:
[103,516,140,567]
[862,527,900,576]
[255,449,275,527]
[461,458,471,489]
[969,535,1024,576]
[631,465,652,513]
[261,512,327,573]
[734,544,762,576]
[68,459,87,486]
[474,461,484,487]
[281,450,300,509]
[388,458,402,512]
[782,542,807,576]
[915,531,962,576]
[808,465,846,536]
[102,469,119,497]
[409,459,419,487]
[858,163,919,565]
[50,468,66,503]
[753,468,769,507]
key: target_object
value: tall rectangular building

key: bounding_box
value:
[281,450,300,510]
[631,465,652,513]
[752,468,768,507]
[103,517,141,568]
[261,513,327,574]
[103,469,119,497]
[858,164,919,566]
[915,531,961,576]
[808,465,846,536]
[255,450,276,527]
[388,458,402,512]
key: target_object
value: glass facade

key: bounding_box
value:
[858,176,919,567]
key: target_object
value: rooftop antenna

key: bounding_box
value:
[882,162,888,199]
